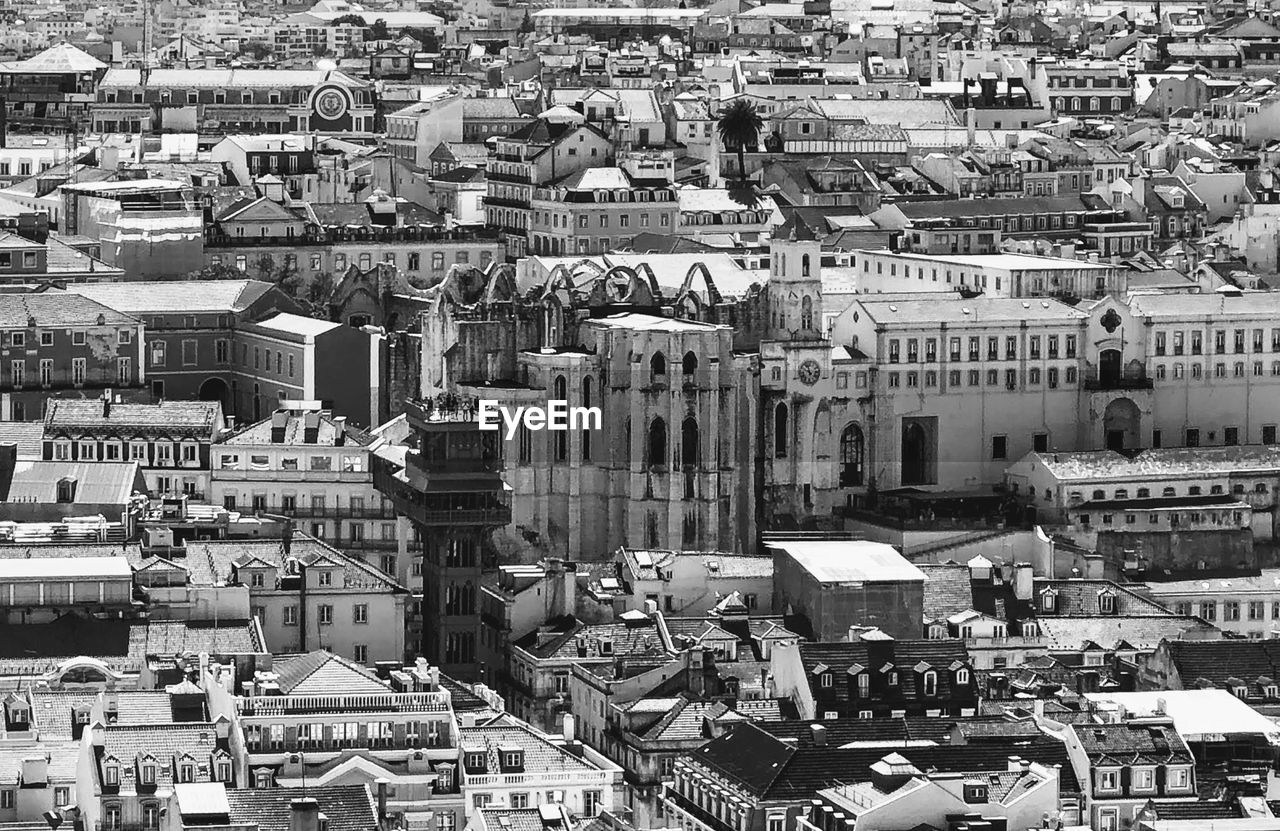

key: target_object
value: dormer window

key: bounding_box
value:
[140,763,156,785]
[1267,685,1278,699]
[857,672,870,697]
[955,668,971,686]
[104,760,119,786]
[436,764,454,793]
[1022,621,1039,637]
[1234,685,1248,698]
[1039,588,1058,612]
[216,760,232,782]
[922,670,938,697]
[500,749,524,771]
[1098,591,1117,614]
[962,783,988,803]
[887,671,898,686]
[928,623,945,639]
[820,672,833,688]
[464,752,486,772]
[255,770,272,789]
[178,763,195,783]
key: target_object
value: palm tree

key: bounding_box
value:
[717,99,764,182]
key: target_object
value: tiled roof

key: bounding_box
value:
[1145,800,1245,820]
[640,698,732,742]
[0,293,137,329]
[0,742,78,783]
[30,691,97,739]
[457,722,602,775]
[688,722,1081,801]
[476,809,554,831]
[1035,616,1219,651]
[1034,579,1175,617]
[272,651,391,695]
[178,538,407,593]
[513,614,670,660]
[45,400,223,433]
[1162,640,1280,692]
[797,640,974,704]
[65,280,276,315]
[1073,721,1192,766]
[225,785,379,831]
[98,723,230,787]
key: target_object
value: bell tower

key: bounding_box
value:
[767,213,824,341]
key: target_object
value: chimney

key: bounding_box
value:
[103,394,111,418]
[1007,755,1022,772]
[289,799,321,831]
[282,520,293,556]
[270,411,289,443]
[21,756,47,787]
[0,442,16,501]
[214,713,231,740]
[562,713,576,741]
[810,724,827,747]
[375,779,389,819]
[103,690,119,721]
[302,412,320,444]
[966,108,976,146]
[1013,563,1034,601]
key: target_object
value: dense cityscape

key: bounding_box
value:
[0,0,1273,830]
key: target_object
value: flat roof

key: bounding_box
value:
[175,782,231,817]
[769,540,925,583]
[857,250,1119,272]
[533,7,707,16]
[254,313,341,338]
[0,556,133,580]
[1083,690,1280,743]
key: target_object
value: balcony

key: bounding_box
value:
[238,690,451,716]
[1082,371,1154,391]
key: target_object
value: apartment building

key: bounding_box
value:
[0,293,145,422]
[527,156,679,256]
[64,280,305,413]
[850,249,1124,298]
[232,313,380,427]
[204,651,463,821]
[90,69,375,138]
[179,537,408,665]
[42,399,226,499]
[211,408,402,557]
[485,117,613,259]
[1043,60,1133,117]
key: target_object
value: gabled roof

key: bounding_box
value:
[0,43,106,74]
[225,785,378,831]
[272,651,391,695]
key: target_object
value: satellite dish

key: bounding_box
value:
[315,58,337,71]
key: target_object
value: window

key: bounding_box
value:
[991,435,1007,460]
[353,644,368,663]
[353,603,368,624]
[922,671,938,696]
[318,605,333,625]
[283,605,298,626]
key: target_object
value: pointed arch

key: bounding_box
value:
[650,352,667,379]
[648,417,668,467]
[681,416,700,467]
[801,295,814,331]
[682,351,698,375]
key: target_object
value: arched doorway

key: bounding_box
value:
[199,377,229,411]
[840,423,864,486]
[902,421,930,485]
[1099,349,1122,388]
[1103,398,1141,451]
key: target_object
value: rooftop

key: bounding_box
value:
[768,540,925,583]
